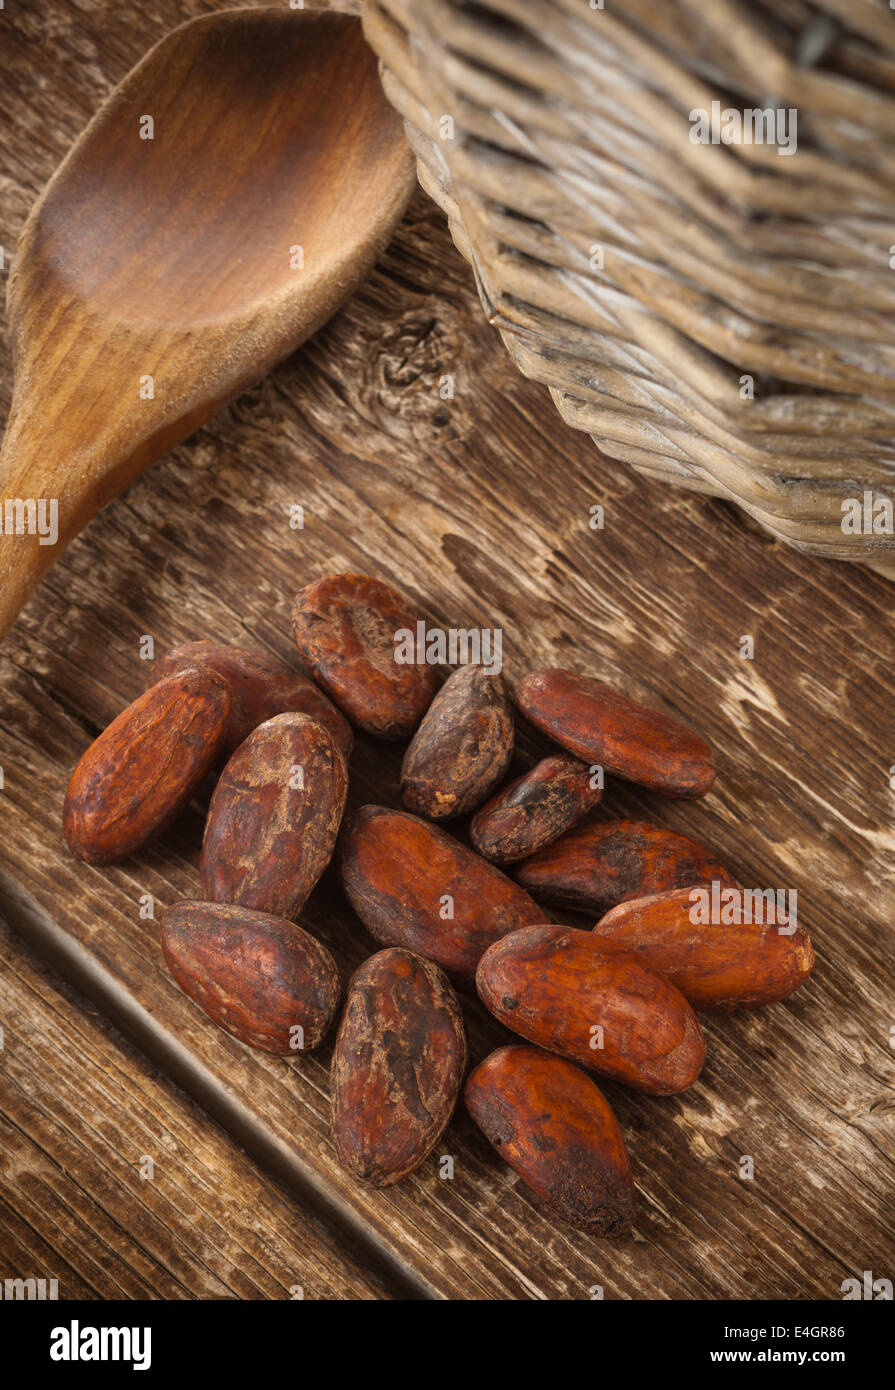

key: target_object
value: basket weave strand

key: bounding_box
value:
[364,0,895,573]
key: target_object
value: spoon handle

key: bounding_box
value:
[0,400,68,641]
[0,376,196,642]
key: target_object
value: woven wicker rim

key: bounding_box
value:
[365,0,895,572]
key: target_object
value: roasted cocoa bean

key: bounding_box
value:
[161,900,340,1053]
[465,1045,634,1236]
[63,668,231,864]
[514,669,715,797]
[470,753,601,864]
[292,573,438,738]
[331,947,466,1186]
[148,639,352,758]
[515,819,735,912]
[340,805,543,977]
[476,924,705,1094]
[201,712,348,919]
[595,886,815,1010]
[401,665,514,819]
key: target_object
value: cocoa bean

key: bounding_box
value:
[401,665,514,819]
[470,753,601,864]
[340,805,543,977]
[291,573,438,738]
[201,712,348,919]
[514,668,715,797]
[465,1045,634,1236]
[476,924,705,1094]
[515,819,735,912]
[161,900,340,1054]
[594,886,815,1010]
[148,639,352,759]
[331,947,466,1186]
[63,667,231,864]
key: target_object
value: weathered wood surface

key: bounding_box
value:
[1,0,894,1300]
[0,918,390,1299]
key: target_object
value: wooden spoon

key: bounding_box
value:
[0,7,414,640]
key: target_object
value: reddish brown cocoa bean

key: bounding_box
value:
[476,924,705,1094]
[201,712,348,919]
[63,668,231,865]
[148,640,352,758]
[594,886,815,1010]
[465,1046,634,1236]
[331,947,466,1186]
[401,665,514,819]
[161,900,340,1054]
[340,805,543,978]
[470,753,602,864]
[514,819,735,912]
[514,669,715,797]
[291,574,438,739]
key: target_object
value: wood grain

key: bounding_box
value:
[0,0,893,1300]
[0,917,390,1299]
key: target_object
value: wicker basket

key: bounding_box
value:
[363,0,895,575]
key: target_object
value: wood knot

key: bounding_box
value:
[372,302,467,441]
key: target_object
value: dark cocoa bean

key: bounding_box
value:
[515,819,735,912]
[465,1045,634,1236]
[161,900,340,1054]
[340,805,543,978]
[476,924,706,1094]
[292,573,438,738]
[201,712,348,919]
[401,664,514,819]
[470,753,601,864]
[595,886,815,1010]
[63,667,231,864]
[148,639,352,758]
[331,947,466,1186]
[514,668,715,797]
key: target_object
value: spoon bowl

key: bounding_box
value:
[0,7,414,639]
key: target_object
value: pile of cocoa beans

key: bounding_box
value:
[62,573,814,1238]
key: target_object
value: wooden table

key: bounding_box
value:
[1,0,893,1301]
